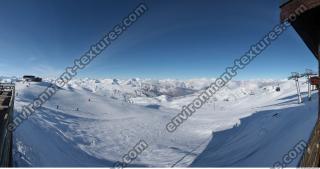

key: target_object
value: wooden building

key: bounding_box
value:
[280,0,320,167]
[23,75,42,82]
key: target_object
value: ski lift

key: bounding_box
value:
[274,82,281,92]
[288,72,303,104]
[302,69,318,101]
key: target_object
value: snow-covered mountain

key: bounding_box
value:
[12,78,317,167]
[0,76,18,83]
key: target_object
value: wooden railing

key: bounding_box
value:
[0,84,15,167]
[299,120,320,167]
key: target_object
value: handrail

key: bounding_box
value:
[0,83,14,167]
[299,120,320,167]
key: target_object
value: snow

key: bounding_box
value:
[11,78,317,167]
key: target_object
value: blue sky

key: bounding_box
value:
[0,0,317,80]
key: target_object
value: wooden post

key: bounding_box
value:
[317,45,320,122]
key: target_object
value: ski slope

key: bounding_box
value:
[11,78,317,167]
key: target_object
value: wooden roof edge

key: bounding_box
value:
[280,0,320,22]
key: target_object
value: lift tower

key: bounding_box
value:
[301,69,317,101]
[288,72,303,104]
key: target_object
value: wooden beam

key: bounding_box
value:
[281,0,320,21]
[280,0,320,59]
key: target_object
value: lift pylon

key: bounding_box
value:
[288,72,303,104]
